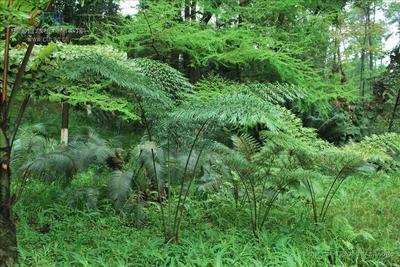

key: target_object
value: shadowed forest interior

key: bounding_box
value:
[0,0,400,266]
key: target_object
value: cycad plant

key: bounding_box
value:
[211,133,298,237]
[54,54,370,242]
[107,134,207,243]
[11,126,117,200]
[57,54,200,243]
[83,68,305,242]
[151,80,310,241]
[262,115,400,224]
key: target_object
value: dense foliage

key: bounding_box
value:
[1,0,399,266]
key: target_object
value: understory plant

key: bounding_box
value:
[12,52,400,245]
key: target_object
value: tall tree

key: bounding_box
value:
[0,1,51,264]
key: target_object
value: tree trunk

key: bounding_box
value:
[0,132,17,266]
[183,1,191,79]
[336,15,347,84]
[190,0,196,20]
[367,5,374,89]
[360,49,366,96]
[86,104,92,116]
[61,102,69,146]
[201,0,221,25]
[169,49,180,69]
[332,16,339,75]
[1,4,17,263]
[388,88,400,131]
[0,1,53,264]
[360,8,368,97]
[182,0,200,83]
[1,69,16,267]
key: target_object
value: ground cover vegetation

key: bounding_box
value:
[0,0,400,266]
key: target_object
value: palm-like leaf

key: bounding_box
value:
[231,134,260,158]
[109,170,134,209]
[128,58,194,101]
[133,141,165,188]
[13,127,117,183]
[61,54,174,115]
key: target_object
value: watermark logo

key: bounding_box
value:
[30,11,64,27]
[15,10,86,43]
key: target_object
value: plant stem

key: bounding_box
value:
[172,120,208,241]
[174,147,204,242]
[150,148,167,240]
[305,178,318,223]
[319,162,349,219]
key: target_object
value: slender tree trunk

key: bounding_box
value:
[1,2,17,262]
[367,5,374,89]
[236,0,249,81]
[332,41,338,75]
[183,0,191,78]
[190,0,200,82]
[337,47,346,84]
[332,17,339,75]
[1,2,53,264]
[86,104,92,116]
[388,88,400,131]
[169,7,183,70]
[336,15,347,84]
[200,0,221,25]
[0,126,16,266]
[360,8,368,97]
[169,49,180,69]
[60,102,69,146]
[182,0,200,82]
[360,48,366,96]
[190,0,196,20]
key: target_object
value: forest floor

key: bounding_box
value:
[15,169,400,266]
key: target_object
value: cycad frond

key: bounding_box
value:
[169,93,285,130]
[109,170,134,209]
[342,133,400,170]
[14,128,117,183]
[231,134,260,157]
[196,76,306,104]
[128,58,194,101]
[133,141,165,188]
[62,54,174,114]
[20,152,76,182]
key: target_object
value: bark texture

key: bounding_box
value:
[61,102,69,145]
[0,115,17,267]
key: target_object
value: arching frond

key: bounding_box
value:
[13,128,118,183]
[133,141,165,188]
[109,170,134,209]
[231,134,260,158]
[342,133,400,170]
[61,54,173,113]
[169,93,285,130]
[128,58,194,101]
[195,76,307,104]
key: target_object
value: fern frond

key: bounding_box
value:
[133,141,165,188]
[169,93,285,130]
[109,170,133,209]
[128,58,194,101]
[62,54,174,114]
[342,133,400,170]
[231,134,260,158]
[49,87,140,122]
[19,152,76,182]
[196,76,306,104]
